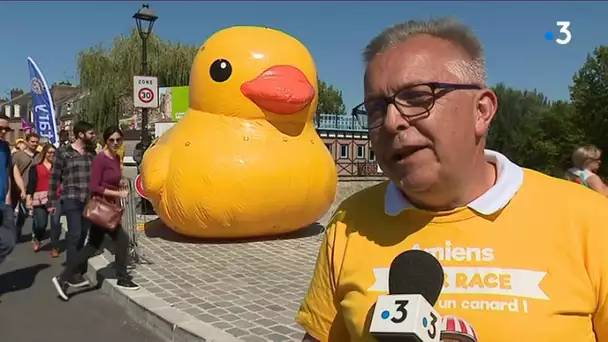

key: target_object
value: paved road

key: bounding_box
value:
[0,221,163,342]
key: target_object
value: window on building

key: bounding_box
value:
[325,143,332,153]
[369,149,376,161]
[340,144,350,159]
[357,144,366,159]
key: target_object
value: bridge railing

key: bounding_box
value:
[314,113,367,132]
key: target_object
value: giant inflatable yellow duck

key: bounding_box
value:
[141,26,337,239]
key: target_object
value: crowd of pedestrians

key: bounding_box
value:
[0,116,139,302]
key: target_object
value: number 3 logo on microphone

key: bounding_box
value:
[389,299,409,323]
[381,299,439,339]
[423,311,439,339]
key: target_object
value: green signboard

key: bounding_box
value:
[171,86,189,121]
[159,86,189,121]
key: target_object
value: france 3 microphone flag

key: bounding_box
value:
[27,57,59,145]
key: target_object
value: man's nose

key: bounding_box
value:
[383,103,410,133]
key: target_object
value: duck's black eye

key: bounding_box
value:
[209,59,232,82]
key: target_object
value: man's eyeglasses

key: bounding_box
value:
[0,127,13,133]
[352,82,482,130]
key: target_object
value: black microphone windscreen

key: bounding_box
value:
[388,250,444,305]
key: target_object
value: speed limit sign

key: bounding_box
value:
[133,76,158,108]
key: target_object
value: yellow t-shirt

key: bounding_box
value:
[296,151,608,342]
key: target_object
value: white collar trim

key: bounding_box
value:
[384,149,524,216]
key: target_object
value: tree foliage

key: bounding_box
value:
[318,80,347,114]
[77,29,197,132]
[487,84,550,163]
[76,30,348,131]
[487,83,586,176]
[570,46,608,161]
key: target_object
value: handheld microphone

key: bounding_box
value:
[369,250,444,342]
[440,315,478,342]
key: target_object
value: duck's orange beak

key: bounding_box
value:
[241,65,315,115]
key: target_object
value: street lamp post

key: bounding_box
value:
[133,3,158,148]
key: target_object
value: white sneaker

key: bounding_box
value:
[51,277,69,301]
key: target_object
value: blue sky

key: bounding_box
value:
[1,1,607,109]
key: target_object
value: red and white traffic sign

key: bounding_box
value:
[135,174,148,199]
[138,87,154,104]
[133,75,158,108]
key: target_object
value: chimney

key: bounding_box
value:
[10,89,24,100]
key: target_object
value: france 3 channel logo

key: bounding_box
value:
[545,21,572,45]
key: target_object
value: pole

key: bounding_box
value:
[140,37,150,148]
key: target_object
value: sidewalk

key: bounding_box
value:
[0,223,163,342]
[89,216,324,342]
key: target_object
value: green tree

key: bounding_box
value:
[570,46,608,169]
[487,84,581,176]
[487,84,550,167]
[534,100,583,175]
[317,80,346,114]
[77,29,197,132]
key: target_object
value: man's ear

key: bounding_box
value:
[474,89,498,138]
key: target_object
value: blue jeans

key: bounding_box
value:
[32,201,62,248]
[62,199,90,275]
[0,204,16,264]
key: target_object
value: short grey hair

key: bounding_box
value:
[363,18,487,86]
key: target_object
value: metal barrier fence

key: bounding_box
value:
[120,178,152,266]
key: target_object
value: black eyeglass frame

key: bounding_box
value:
[352,82,482,130]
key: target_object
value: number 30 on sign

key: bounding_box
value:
[133,75,159,108]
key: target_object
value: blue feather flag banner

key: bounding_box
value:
[27,57,59,145]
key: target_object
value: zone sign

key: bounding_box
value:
[133,76,159,108]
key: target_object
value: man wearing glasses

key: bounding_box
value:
[0,115,15,264]
[296,18,608,342]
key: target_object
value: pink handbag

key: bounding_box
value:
[31,191,48,207]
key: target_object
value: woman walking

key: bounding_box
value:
[26,143,62,256]
[52,126,139,301]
